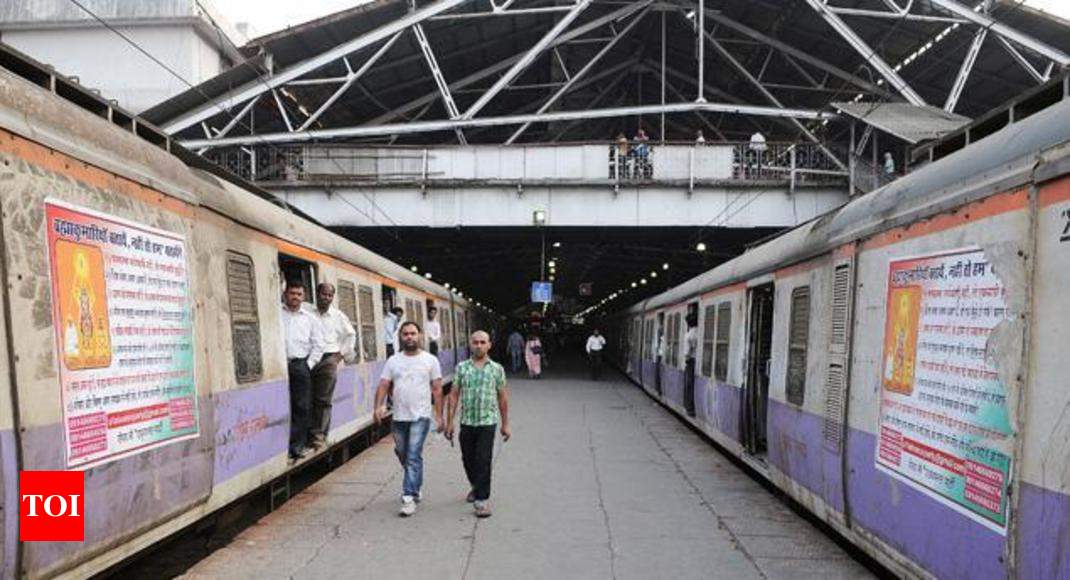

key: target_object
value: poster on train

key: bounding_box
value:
[45,200,198,469]
[875,247,1013,532]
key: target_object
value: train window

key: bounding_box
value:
[786,286,811,406]
[714,302,731,382]
[670,313,682,367]
[442,307,452,349]
[336,279,359,354]
[701,305,716,377]
[358,285,378,361]
[226,252,263,383]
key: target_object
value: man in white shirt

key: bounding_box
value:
[309,283,357,450]
[585,328,607,381]
[384,306,403,356]
[281,281,325,461]
[374,321,444,516]
[426,306,442,356]
[684,313,699,417]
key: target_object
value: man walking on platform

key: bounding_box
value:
[374,321,444,517]
[446,331,510,518]
[309,282,357,450]
[281,281,325,462]
[586,328,606,381]
[507,329,524,373]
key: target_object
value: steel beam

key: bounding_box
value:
[698,9,896,101]
[804,0,926,106]
[462,0,594,119]
[179,102,838,148]
[364,2,651,127]
[162,0,473,134]
[429,6,575,20]
[271,89,294,132]
[826,7,966,24]
[945,28,987,113]
[996,36,1050,84]
[298,31,403,131]
[506,7,649,144]
[703,29,847,170]
[212,95,260,139]
[928,0,1070,65]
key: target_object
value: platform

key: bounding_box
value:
[176,363,874,580]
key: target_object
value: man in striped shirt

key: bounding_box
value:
[445,330,511,518]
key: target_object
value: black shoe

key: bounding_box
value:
[466,490,476,503]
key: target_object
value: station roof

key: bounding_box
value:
[831,102,970,143]
[143,0,1070,146]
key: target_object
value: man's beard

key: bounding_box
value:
[402,341,419,353]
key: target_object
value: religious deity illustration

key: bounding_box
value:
[55,239,111,369]
[882,285,920,395]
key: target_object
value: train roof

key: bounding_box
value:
[630,95,1070,314]
[0,58,468,307]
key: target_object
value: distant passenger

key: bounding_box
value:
[507,329,525,373]
[281,281,325,462]
[748,131,767,177]
[615,132,630,179]
[445,331,511,518]
[695,130,706,144]
[586,328,606,381]
[309,282,356,450]
[426,306,441,356]
[525,334,543,379]
[634,128,651,178]
[883,152,896,176]
[384,306,403,356]
[374,321,444,517]
[684,313,698,417]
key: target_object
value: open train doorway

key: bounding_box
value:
[278,253,317,305]
[684,302,699,416]
[655,311,665,395]
[743,283,774,456]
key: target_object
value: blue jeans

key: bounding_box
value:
[392,418,431,497]
[509,349,522,372]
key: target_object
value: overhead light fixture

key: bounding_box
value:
[663,263,670,270]
[549,275,555,281]
[548,260,556,268]
[424,272,432,279]
[533,209,547,225]
[410,265,419,272]
[444,283,451,289]
[631,282,637,288]
[552,242,562,248]
[650,272,658,278]
[696,242,707,252]
[640,278,647,285]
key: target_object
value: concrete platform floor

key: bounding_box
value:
[180,363,876,580]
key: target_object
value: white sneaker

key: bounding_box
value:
[399,496,416,517]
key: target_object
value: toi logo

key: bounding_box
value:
[20,471,84,542]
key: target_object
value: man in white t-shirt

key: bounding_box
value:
[426,306,442,356]
[585,329,607,381]
[374,321,444,517]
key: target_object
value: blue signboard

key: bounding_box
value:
[531,281,553,303]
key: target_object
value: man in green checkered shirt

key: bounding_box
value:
[445,330,511,518]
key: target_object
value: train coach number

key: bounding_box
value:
[1062,208,1070,243]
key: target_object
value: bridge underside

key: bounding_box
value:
[334,225,780,314]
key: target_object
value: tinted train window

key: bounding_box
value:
[714,302,731,382]
[441,307,452,349]
[701,305,716,377]
[226,252,263,383]
[358,285,377,361]
[786,286,811,406]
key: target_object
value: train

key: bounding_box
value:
[607,80,1070,578]
[0,46,498,578]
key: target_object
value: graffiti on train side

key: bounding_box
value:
[1060,207,1070,242]
[45,199,199,468]
[877,247,1014,533]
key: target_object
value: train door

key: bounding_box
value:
[744,283,775,456]
[278,253,318,304]
[655,311,665,395]
[684,302,699,416]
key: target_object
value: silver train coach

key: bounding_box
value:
[608,90,1070,578]
[0,48,488,578]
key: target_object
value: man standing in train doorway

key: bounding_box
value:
[281,281,325,462]
[309,282,357,451]
[374,321,444,517]
[684,313,698,417]
[445,331,511,518]
[426,306,441,356]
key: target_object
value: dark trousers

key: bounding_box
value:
[386,344,395,357]
[684,357,697,416]
[588,350,603,380]
[310,353,341,444]
[288,358,312,456]
[460,424,496,501]
[429,340,439,355]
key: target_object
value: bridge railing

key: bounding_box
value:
[202,141,847,187]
